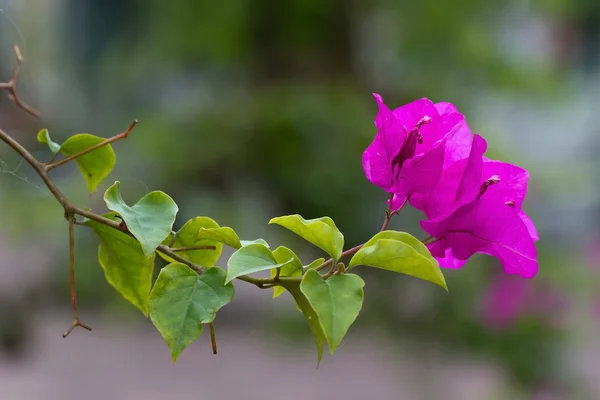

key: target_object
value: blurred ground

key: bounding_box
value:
[0,313,507,400]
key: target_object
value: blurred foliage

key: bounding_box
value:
[1,0,599,396]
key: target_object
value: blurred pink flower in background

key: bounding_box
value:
[479,274,568,330]
[480,274,532,329]
[586,237,600,270]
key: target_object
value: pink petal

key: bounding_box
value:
[441,118,473,169]
[373,93,406,161]
[434,102,459,115]
[518,210,539,241]
[481,160,529,209]
[388,194,407,212]
[421,199,538,278]
[454,134,488,204]
[362,134,394,190]
[411,134,487,219]
[390,98,439,150]
[434,102,473,168]
[395,138,446,196]
[427,241,468,269]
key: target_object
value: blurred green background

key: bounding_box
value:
[0,0,599,398]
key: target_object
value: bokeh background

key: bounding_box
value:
[0,0,599,399]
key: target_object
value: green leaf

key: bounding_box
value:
[300,269,364,355]
[149,263,234,362]
[269,215,344,261]
[304,258,326,272]
[159,217,223,267]
[104,181,178,257]
[240,238,270,248]
[280,280,326,366]
[86,215,154,315]
[197,227,242,249]
[225,243,292,284]
[348,231,447,290]
[270,246,303,298]
[37,129,61,154]
[60,133,116,193]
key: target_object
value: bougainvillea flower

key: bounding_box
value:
[416,134,538,278]
[362,94,471,205]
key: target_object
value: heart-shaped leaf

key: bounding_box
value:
[197,227,242,249]
[226,243,292,284]
[300,269,365,354]
[280,280,326,366]
[60,133,116,193]
[159,217,222,267]
[348,230,447,290]
[149,263,234,362]
[300,270,364,355]
[304,258,326,272]
[37,129,61,154]
[269,215,344,261]
[104,181,178,257]
[86,215,154,315]
[270,246,303,298]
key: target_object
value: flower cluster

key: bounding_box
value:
[362,94,539,278]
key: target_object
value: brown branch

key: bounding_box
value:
[209,322,217,355]
[46,120,139,171]
[315,244,364,272]
[0,128,73,210]
[421,235,434,244]
[0,128,286,289]
[62,213,92,337]
[1,45,40,118]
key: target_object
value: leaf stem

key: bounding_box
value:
[209,322,217,355]
[235,274,300,287]
[421,235,434,244]
[46,120,138,171]
[315,244,364,272]
[171,245,217,252]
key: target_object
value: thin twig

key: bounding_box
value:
[234,274,300,287]
[171,245,217,252]
[0,128,285,287]
[62,213,92,338]
[46,120,138,171]
[209,322,217,355]
[315,244,364,272]
[421,235,434,244]
[168,231,178,247]
[0,45,40,118]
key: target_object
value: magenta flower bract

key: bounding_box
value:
[362,94,538,278]
[362,94,471,207]
[416,134,539,278]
